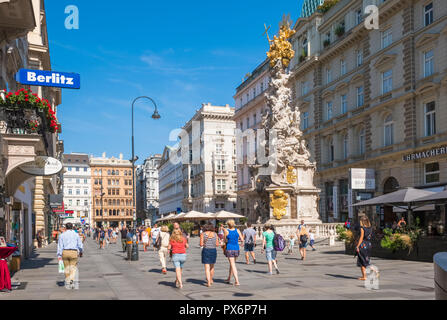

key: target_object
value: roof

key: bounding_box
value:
[62,153,89,165]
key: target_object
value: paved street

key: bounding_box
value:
[1,237,435,300]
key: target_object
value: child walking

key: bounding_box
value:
[309,229,316,251]
[287,235,295,254]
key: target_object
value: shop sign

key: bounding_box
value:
[19,157,63,176]
[403,145,447,162]
[49,194,63,208]
[16,69,80,89]
[350,168,375,190]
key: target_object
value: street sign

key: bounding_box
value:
[19,156,63,176]
[16,69,80,89]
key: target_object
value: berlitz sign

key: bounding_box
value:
[16,69,80,89]
[403,146,447,161]
[19,156,63,176]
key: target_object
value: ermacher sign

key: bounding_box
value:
[403,146,447,162]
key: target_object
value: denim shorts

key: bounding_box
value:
[265,247,277,261]
[244,243,254,252]
[172,253,186,268]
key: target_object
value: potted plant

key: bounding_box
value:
[323,39,331,48]
[28,119,40,133]
[335,24,345,37]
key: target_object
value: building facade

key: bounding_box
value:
[181,103,237,213]
[61,153,91,226]
[0,0,63,258]
[135,154,162,224]
[233,60,272,223]
[89,153,134,228]
[286,0,447,227]
[158,146,183,216]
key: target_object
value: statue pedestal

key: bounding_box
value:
[265,166,322,237]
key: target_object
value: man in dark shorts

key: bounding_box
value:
[243,223,257,264]
[120,225,128,252]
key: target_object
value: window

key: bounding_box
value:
[76,200,80,206]
[343,135,348,159]
[76,189,80,195]
[301,81,309,96]
[302,112,309,130]
[329,139,334,162]
[384,115,394,146]
[84,179,87,184]
[84,168,87,172]
[76,167,79,172]
[68,167,72,171]
[425,162,439,184]
[84,189,88,195]
[69,199,72,206]
[217,179,226,191]
[357,86,364,107]
[253,113,257,124]
[424,49,434,78]
[216,144,223,153]
[424,101,436,137]
[76,179,80,184]
[356,50,363,67]
[424,2,433,26]
[382,69,393,94]
[326,101,333,120]
[68,189,72,195]
[356,9,363,25]
[246,117,250,128]
[326,68,332,83]
[340,59,346,76]
[359,128,365,155]
[381,28,392,48]
[341,94,347,114]
[216,159,225,171]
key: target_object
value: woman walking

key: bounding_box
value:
[262,224,280,275]
[157,225,171,274]
[356,216,373,280]
[141,228,150,252]
[200,224,219,287]
[297,225,310,260]
[223,219,244,286]
[99,227,106,249]
[168,229,189,288]
[217,224,225,242]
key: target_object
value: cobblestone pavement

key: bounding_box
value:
[0,237,435,300]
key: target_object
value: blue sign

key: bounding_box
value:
[80,218,85,225]
[16,69,80,89]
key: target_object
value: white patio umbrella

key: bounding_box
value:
[157,213,175,222]
[212,210,245,220]
[177,210,214,221]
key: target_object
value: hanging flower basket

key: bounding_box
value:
[28,119,40,132]
[0,88,60,133]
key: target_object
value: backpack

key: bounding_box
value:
[273,233,285,251]
[300,234,308,243]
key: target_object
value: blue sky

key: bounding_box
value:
[46,0,304,164]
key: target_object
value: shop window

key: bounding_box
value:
[425,162,439,184]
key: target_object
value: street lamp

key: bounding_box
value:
[130,96,161,230]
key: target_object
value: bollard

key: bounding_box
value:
[131,234,139,261]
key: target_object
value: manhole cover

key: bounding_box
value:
[411,287,434,292]
[103,273,123,276]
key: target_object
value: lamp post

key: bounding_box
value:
[130,96,161,230]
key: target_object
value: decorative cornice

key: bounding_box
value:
[373,54,397,70]
[415,33,440,48]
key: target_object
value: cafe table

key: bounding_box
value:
[0,247,18,291]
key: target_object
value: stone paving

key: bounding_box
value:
[0,236,436,300]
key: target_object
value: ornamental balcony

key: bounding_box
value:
[0,107,53,135]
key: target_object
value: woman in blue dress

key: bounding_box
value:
[223,219,244,286]
[356,216,373,280]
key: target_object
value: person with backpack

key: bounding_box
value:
[99,227,106,249]
[297,224,310,260]
[261,224,280,275]
[242,223,257,265]
[156,225,171,274]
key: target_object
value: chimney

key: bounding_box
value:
[119,153,123,160]
[102,152,106,158]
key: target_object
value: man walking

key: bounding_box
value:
[243,223,257,264]
[57,223,83,290]
[120,225,128,252]
[151,224,160,252]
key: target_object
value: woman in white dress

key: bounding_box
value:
[142,229,150,252]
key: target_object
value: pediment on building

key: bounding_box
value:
[374,54,397,70]
[415,33,439,48]
[335,82,348,92]
[415,81,440,95]
[441,24,447,35]
[322,89,334,99]
[350,73,364,84]
[298,101,310,110]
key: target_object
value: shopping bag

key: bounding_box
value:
[58,260,65,274]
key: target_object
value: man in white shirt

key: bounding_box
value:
[151,224,160,252]
[57,223,83,289]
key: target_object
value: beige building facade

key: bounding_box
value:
[90,153,134,228]
[287,0,447,226]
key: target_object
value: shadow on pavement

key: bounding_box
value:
[244,269,268,274]
[321,250,346,255]
[158,281,176,288]
[325,273,358,279]
[186,278,207,285]
[56,281,65,287]
[234,292,253,297]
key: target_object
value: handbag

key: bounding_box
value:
[58,260,65,274]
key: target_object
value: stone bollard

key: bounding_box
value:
[434,252,447,300]
[329,229,335,246]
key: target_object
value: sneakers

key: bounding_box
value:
[268,271,273,275]
[276,268,280,274]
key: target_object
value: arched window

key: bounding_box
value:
[108,199,112,206]
[116,170,119,176]
[124,170,127,176]
[109,209,112,216]
[384,115,394,146]
[112,170,115,175]
[96,209,99,216]
[107,170,111,175]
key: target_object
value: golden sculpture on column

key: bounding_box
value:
[264,19,296,68]
[270,190,289,220]
[286,166,297,184]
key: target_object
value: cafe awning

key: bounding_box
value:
[353,188,436,208]
[412,189,447,204]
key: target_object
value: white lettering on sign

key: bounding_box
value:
[25,71,74,86]
[403,146,447,161]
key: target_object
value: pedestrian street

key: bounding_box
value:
[1,237,435,300]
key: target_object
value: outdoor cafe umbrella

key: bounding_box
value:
[181,210,215,221]
[212,210,245,220]
[353,187,436,225]
[157,213,175,222]
[412,189,447,204]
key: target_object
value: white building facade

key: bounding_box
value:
[62,154,91,226]
[181,103,237,213]
[158,146,183,216]
[136,154,162,223]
